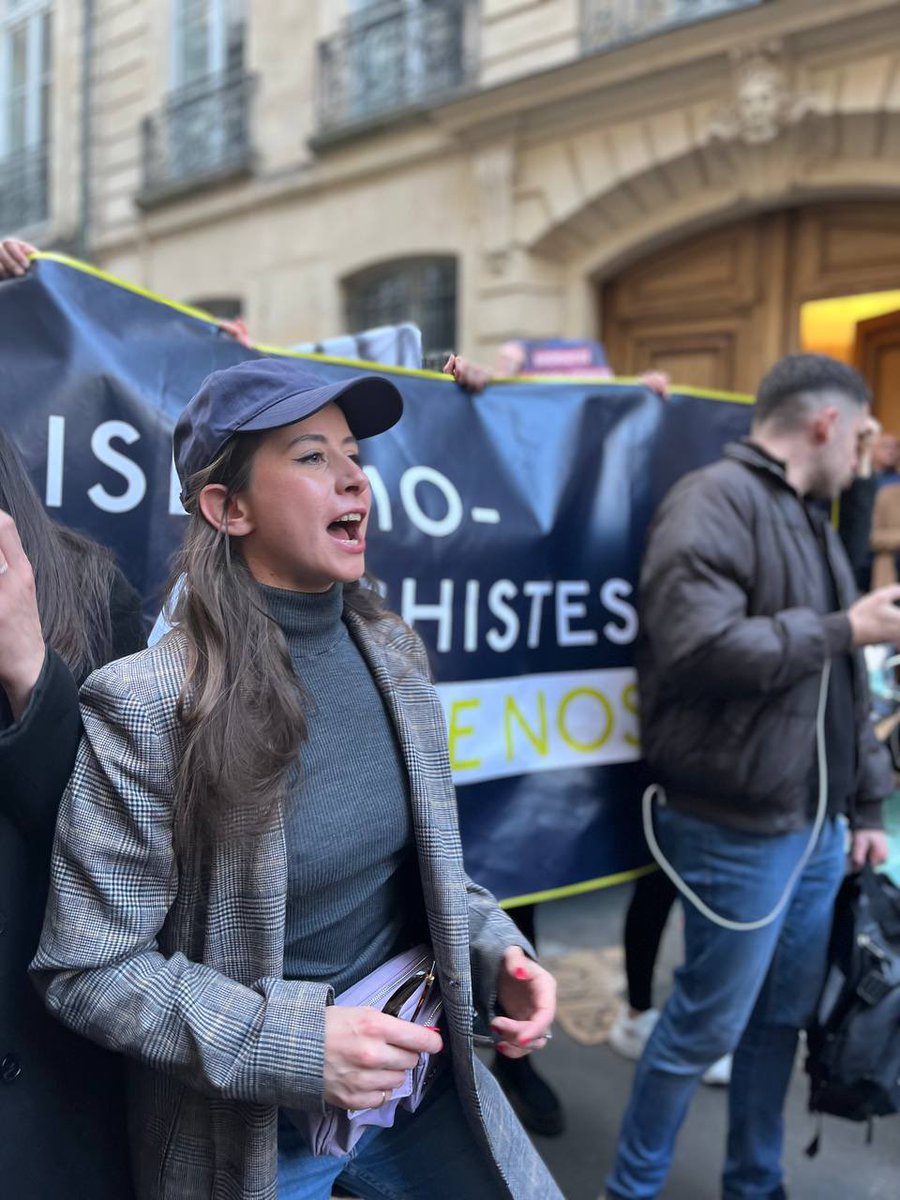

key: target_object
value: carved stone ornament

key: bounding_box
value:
[710,42,823,146]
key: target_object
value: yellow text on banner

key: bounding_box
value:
[436,668,641,786]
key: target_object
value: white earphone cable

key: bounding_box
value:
[641,661,831,932]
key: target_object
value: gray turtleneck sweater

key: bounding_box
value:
[264,583,427,995]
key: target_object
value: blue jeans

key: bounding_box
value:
[277,1066,507,1199]
[607,807,846,1200]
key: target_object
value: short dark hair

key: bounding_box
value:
[754,353,870,429]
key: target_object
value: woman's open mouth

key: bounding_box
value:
[327,512,365,547]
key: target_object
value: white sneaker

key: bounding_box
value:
[701,1053,732,1087]
[607,1005,660,1061]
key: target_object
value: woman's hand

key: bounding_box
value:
[0,510,46,720]
[442,353,493,393]
[0,238,37,279]
[639,369,671,398]
[492,945,557,1059]
[323,1005,443,1110]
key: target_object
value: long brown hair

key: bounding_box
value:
[171,430,388,865]
[0,429,117,680]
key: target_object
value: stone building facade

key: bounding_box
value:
[4,0,900,404]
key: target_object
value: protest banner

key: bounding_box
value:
[0,255,752,901]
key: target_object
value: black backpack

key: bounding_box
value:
[805,866,900,1148]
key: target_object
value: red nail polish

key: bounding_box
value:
[496,1042,511,1054]
[513,967,529,981]
[425,1025,440,1032]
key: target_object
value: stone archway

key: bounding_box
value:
[497,37,900,378]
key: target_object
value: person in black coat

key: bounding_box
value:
[0,428,144,1197]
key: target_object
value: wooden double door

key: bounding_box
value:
[602,202,900,426]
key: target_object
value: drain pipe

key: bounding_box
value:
[77,0,94,260]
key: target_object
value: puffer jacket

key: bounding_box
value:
[637,440,891,835]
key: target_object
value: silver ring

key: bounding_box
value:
[0,562,7,576]
[543,1030,553,1041]
[380,1090,387,1106]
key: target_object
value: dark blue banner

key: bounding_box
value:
[0,256,752,902]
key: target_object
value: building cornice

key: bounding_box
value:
[432,0,898,139]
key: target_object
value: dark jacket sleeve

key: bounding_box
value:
[641,473,852,698]
[108,567,147,658]
[0,570,143,851]
[0,647,81,849]
[853,720,891,830]
[838,475,878,582]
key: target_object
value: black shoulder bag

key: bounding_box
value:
[805,866,900,1152]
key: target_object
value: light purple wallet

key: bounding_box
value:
[288,944,444,1157]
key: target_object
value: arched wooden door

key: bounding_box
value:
[601,203,900,397]
[855,309,900,431]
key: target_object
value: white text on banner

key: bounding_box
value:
[436,668,641,786]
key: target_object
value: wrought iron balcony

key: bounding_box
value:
[0,144,49,232]
[316,0,477,138]
[138,70,254,207]
[582,0,766,55]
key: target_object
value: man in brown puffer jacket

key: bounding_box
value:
[606,354,899,1200]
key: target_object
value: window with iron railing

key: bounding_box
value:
[582,0,766,55]
[316,0,477,137]
[345,257,457,369]
[0,0,52,231]
[139,0,252,205]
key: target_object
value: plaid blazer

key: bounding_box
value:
[32,610,562,1200]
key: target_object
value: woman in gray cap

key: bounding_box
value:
[32,357,562,1200]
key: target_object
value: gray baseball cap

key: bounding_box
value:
[174,356,403,491]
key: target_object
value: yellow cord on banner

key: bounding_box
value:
[28,252,755,404]
[499,863,658,909]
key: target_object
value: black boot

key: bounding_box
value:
[492,1052,565,1137]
